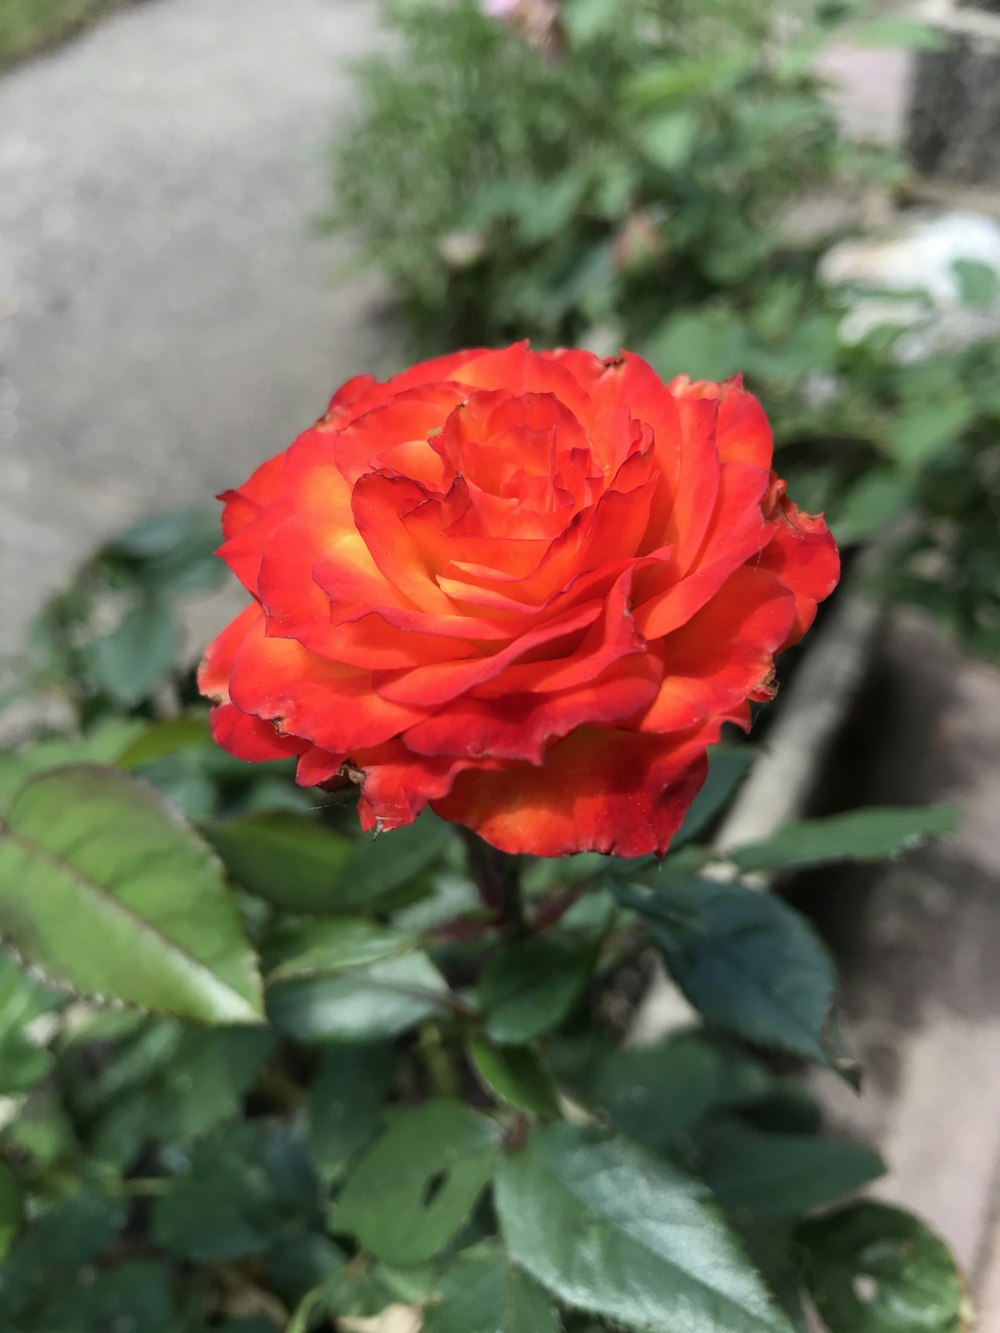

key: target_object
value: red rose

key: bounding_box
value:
[200,344,838,857]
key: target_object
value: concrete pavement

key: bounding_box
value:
[0,0,391,659]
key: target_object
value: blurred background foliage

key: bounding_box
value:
[330,0,1000,654]
[0,0,129,68]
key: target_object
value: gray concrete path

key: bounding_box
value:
[0,0,391,659]
[808,611,1000,1317]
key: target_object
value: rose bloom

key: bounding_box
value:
[200,344,838,858]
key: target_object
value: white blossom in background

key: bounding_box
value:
[821,211,1000,362]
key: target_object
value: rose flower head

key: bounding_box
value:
[200,344,838,857]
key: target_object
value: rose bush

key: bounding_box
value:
[200,343,838,857]
[1,358,966,1333]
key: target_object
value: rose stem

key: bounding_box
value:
[459,828,525,939]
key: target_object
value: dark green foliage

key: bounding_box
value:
[618,878,839,1063]
[797,1203,969,1332]
[0,493,964,1326]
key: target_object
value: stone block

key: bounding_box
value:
[906,3,1000,186]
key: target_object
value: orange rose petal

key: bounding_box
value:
[432,390,589,493]
[203,344,839,857]
[209,703,309,761]
[256,510,371,641]
[640,567,796,734]
[688,460,771,573]
[544,349,668,473]
[758,497,841,648]
[216,495,296,597]
[275,435,352,515]
[315,358,477,435]
[351,742,495,833]
[633,556,729,641]
[305,612,482,671]
[665,395,723,571]
[444,344,597,431]
[294,745,345,787]
[228,630,428,752]
[472,565,645,697]
[632,457,777,642]
[351,472,460,614]
[449,471,656,611]
[323,372,378,420]
[219,453,287,542]
[717,381,774,469]
[198,602,264,703]
[433,722,719,858]
[404,654,661,764]
[667,374,774,470]
[258,511,482,667]
[373,598,603,707]
[328,386,469,486]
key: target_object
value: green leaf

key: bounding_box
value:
[0,1023,52,1095]
[206,812,354,914]
[672,745,754,850]
[116,715,213,769]
[624,52,748,109]
[798,1202,969,1332]
[495,1123,793,1332]
[0,949,65,1094]
[286,1272,357,1333]
[153,1123,317,1262]
[209,809,452,915]
[891,399,974,473]
[62,1015,182,1117]
[638,109,699,171]
[264,918,415,982]
[0,720,147,816]
[470,1037,561,1117]
[562,0,618,46]
[737,1224,811,1333]
[0,1164,23,1261]
[851,18,948,51]
[697,1122,884,1218]
[952,257,1000,309]
[265,1232,347,1308]
[88,601,180,706]
[739,1080,824,1136]
[339,812,455,907]
[580,1034,771,1153]
[0,765,264,1024]
[335,1101,502,1265]
[2,1085,79,1171]
[104,505,225,592]
[267,950,449,1042]
[220,1321,283,1333]
[107,505,216,560]
[479,937,594,1045]
[623,879,836,1062]
[90,1026,274,1164]
[514,174,589,246]
[646,307,751,383]
[308,1042,396,1181]
[423,1243,560,1333]
[730,805,960,874]
[833,470,913,546]
[0,1191,126,1322]
[42,1261,173,1333]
